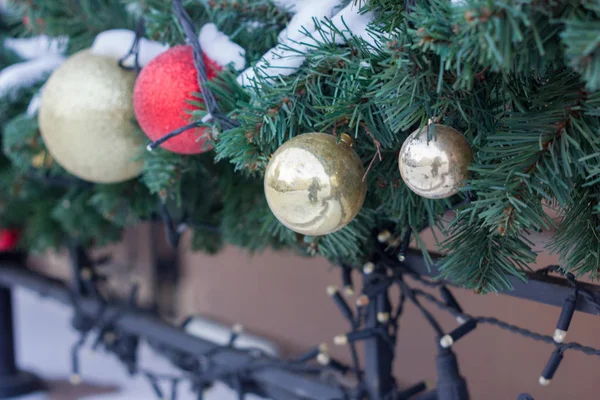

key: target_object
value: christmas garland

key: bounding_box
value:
[1,0,600,292]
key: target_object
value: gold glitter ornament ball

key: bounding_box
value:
[264,133,367,236]
[398,124,473,199]
[39,50,143,183]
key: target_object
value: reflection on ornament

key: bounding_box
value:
[264,133,367,236]
[398,124,473,199]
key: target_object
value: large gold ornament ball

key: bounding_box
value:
[264,133,367,236]
[39,50,143,183]
[398,124,473,199]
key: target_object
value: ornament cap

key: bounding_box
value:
[339,133,354,147]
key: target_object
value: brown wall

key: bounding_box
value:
[175,228,600,400]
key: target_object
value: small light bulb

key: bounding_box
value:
[377,230,392,243]
[456,316,467,325]
[356,295,370,307]
[553,329,567,343]
[377,312,390,323]
[539,376,551,386]
[398,254,406,262]
[326,286,338,296]
[70,374,82,385]
[334,335,348,346]
[80,268,92,280]
[317,353,330,365]
[440,335,454,348]
[363,262,375,274]
[344,286,354,296]
[232,323,244,334]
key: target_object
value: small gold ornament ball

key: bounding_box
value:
[264,133,367,236]
[39,50,143,184]
[398,124,473,199]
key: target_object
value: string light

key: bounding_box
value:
[377,230,392,243]
[396,381,427,398]
[356,295,370,307]
[440,285,466,324]
[439,319,478,348]
[327,286,354,323]
[553,290,577,343]
[539,349,564,386]
[341,266,354,296]
[333,328,378,346]
[362,261,375,275]
[376,293,390,323]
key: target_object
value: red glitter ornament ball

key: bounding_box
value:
[134,45,221,154]
[0,229,20,252]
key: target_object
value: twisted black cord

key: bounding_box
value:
[411,287,600,357]
[396,278,444,337]
[118,17,145,73]
[172,0,239,131]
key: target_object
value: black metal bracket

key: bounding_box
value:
[402,249,600,316]
[0,283,44,399]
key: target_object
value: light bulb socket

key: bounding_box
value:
[329,289,354,322]
[397,381,427,398]
[540,349,564,386]
[440,319,477,348]
[554,294,577,343]
[341,268,353,295]
[440,286,464,315]
[436,347,469,398]
[294,345,322,363]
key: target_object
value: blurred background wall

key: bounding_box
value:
[26,222,600,399]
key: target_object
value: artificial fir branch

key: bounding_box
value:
[1,0,600,291]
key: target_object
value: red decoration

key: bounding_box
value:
[133,45,221,154]
[0,229,20,252]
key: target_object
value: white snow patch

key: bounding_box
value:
[91,29,169,67]
[125,2,144,18]
[325,2,374,45]
[199,23,246,71]
[237,1,375,87]
[26,89,43,116]
[4,35,67,60]
[0,55,64,98]
[277,0,342,43]
[270,0,304,12]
